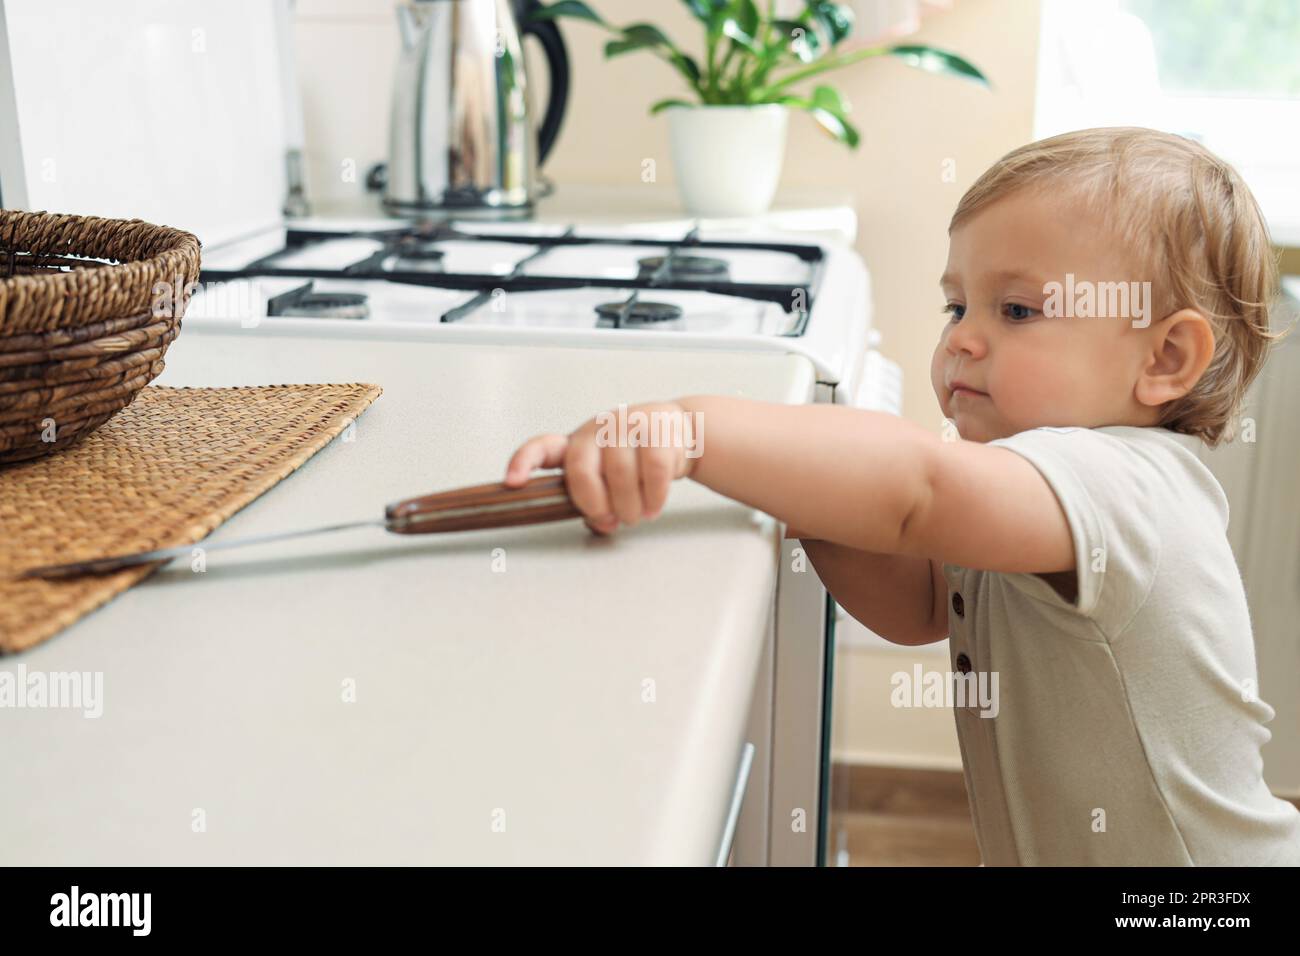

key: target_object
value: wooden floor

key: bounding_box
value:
[828,763,1300,866]
[827,764,981,866]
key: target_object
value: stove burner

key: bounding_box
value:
[267,282,369,320]
[384,239,447,272]
[595,301,684,323]
[638,255,729,279]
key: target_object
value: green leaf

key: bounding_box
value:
[681,0,729,23]
[768,19,822,62]
[887,44,989,86]
[605,38,646,56]
[810,107,860,147]
[605,42,701,93]
[722,19,761,54]
[756,40,988,98]
[603,27,667,58]
[649,98,694,114]
[805,1,854,46]
[800,85,852,146]
[603,22,701,89]
[779,84,858,147]
[529,0,604,25]
[671,51,703,86]
[808,84,847,114]
[731,0,760,37]
[722,0,759,58]
[620,23,674,48]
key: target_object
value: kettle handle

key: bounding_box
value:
[518,0,570,164]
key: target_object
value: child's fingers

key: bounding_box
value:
[583,515,617,536]
[504,434,569,486]
[639,447,675,519]
[563,429,615,525]
[602,443,645,526]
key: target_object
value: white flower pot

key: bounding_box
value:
[666,104,789,218]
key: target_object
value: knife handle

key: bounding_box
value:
[383,473,582,535]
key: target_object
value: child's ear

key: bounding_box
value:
[1135,308,1215,408]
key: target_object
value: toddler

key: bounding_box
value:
[504,127,1300,866]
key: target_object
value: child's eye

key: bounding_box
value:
[1004,303,1038,321]
[942,303,966,322]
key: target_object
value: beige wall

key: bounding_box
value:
[294,0,1043,768]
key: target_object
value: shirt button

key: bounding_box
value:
[956,653,972,674]
[952,592,965,617]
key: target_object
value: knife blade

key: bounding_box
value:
[15,473,580,580]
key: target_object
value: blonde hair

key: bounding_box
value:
[950,127,1291,447]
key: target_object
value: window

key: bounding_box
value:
[1035,0,1300,242]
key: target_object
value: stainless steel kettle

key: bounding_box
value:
[377,0,570,219]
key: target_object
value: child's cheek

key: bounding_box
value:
[929,347,949,408]
[1009,350,1083,422]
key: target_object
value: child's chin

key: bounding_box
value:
[954,419,1001,443]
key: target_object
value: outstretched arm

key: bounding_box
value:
[504,396,1074,576]
[677,396,1074,575]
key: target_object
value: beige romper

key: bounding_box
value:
[943,424,1300,865]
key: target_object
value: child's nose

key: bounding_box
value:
[947,311,989,356]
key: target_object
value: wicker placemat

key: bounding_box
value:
[0,383,382,654]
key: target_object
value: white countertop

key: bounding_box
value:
[0,326,815,865]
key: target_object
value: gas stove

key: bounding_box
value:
[186,217,882,405]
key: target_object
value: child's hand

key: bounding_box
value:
[503,401,698,535]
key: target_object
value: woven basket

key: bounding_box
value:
[0,210,201,465]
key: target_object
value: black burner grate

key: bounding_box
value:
[202,222,823,334]
[266,282,369,320]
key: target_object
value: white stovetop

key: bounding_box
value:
[188,187,874,394]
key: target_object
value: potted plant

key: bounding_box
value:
[532,0,988,217]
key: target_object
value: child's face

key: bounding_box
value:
[930,187,1163,443]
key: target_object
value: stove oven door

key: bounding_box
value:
[756,348,903,867]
